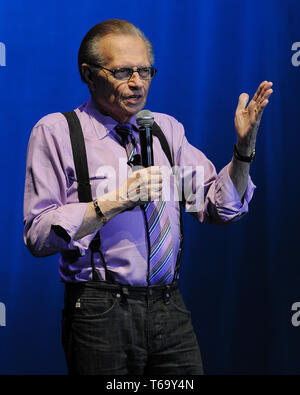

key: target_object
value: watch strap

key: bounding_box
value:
[233,144,256,163]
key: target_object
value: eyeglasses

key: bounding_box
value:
[88,63,157,81]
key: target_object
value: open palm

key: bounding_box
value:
[234,81,273,142]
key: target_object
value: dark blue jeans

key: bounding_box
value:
[62,281,203,375]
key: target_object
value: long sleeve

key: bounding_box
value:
[23,120,97,257]
[174,121,256,224]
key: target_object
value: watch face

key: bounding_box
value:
[234,145,255,162]
[93,200,108,222]
[93,200,104,217]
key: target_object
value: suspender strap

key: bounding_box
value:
[61,111,114,283]
[152,122,173,168]
[62,111,92,203]
[89,233,115,283]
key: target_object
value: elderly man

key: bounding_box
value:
[23,19,273,375]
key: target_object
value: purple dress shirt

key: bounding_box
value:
[23,97,256,285]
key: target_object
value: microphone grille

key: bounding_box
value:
[136,110,154,128]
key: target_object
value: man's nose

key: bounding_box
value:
[128,71,144,87]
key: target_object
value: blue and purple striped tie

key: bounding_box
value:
[115,123,173,285]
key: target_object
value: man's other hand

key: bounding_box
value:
[234,81,273,155]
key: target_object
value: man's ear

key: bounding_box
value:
[81,63,96,91]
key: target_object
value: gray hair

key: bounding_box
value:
[78,19,154,83]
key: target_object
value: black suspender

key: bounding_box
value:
[152,122,173,168]
[62,110,183,283]
[62,111,112,282]
[62,111,92,203]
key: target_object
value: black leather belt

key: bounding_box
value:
[64,280,179,302]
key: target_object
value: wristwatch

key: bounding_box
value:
[93,199,108,222]
[233,144,256,163]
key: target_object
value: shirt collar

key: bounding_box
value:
[84,96,138,139]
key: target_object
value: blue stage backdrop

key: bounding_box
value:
[0,0,299,374]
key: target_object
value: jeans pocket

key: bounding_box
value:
[70,294,121,352]
[169,292,191,315]
[73,294,118,319]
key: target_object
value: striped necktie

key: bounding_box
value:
[114,123,137,165]
[115,123,174,285]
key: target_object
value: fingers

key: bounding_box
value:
[236,93,249,111]
[245,81,273,103]
[127,166,163,204]
[252,81,268,102]
[258,83,273,102]
[255,84,273,116]
[131,166,162,189]
[131,166,161,178]
[237,81,273,119]
[253,81,273,104]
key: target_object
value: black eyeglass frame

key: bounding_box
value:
[88,63,157,80]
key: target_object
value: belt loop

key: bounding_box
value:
[121,286,129,305]
[164,284,171,305]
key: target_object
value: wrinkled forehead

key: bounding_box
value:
[97,33,150,66]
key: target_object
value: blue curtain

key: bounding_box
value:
[0,0,299,374]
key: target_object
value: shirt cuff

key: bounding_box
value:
[51,203,98,256]
[214,164,256,222]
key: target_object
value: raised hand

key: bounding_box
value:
[234,81,273,153]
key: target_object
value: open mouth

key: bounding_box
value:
[125,95,143,104]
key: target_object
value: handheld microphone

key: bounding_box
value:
[136,110,154,167]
